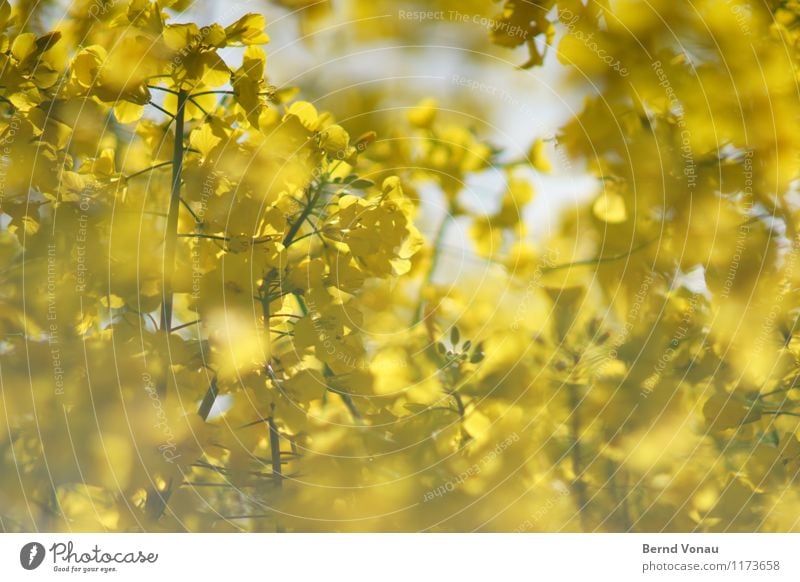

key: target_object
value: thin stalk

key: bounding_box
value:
[179,197,202,224]
[125,161,172,182]
[144,477,173,522]
[188,96,211,117]
[543,238,656,273]
[159,89,187,342]
[191,90,236,97]
[149,102,175,119]
[292,291,362,423]
[198,377,218,421]
[170,319,200,332]
[283,187,323,248]
[568,382,588,531]
[323,368,363,424]
[289,229,323,246]
[194,188,323,426]
[149,90,188,525]
[118,209,168,217]
[178,233,228,241]
[412,212,451,325]
[763,411,800,418]
[758,387,791,399]
[267,413,282,489]
[147,85,180,95]
[605,457,631,531]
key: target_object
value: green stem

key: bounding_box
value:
[198,377,218,421]
[267,412,282,489]
[323,367,363,424]
[179,198,202,224]
[412,212,451,325]
[543,239,656,274]
[170,319,200,332]
[568,382,588,531]
[178,233,228,241]
[147,85,180,95]
[149,102,175,119]
[159,89,187,339]
[188,96,212,117]
[191,90,236,97]
[292,291,362,423]
[283,187,323,248]
[144,477,173,522]
[125,161,172,181]
[265,410,286,533]
[289,229,323,246]
[151,90,189,526]
[194,189,323,422]
[758,387,790,399]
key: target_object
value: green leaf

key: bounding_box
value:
[349,179,375,189]
[470,342,485,364]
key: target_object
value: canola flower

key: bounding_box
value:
[0,0,799,533]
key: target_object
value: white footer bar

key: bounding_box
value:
[1,533,798,581]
